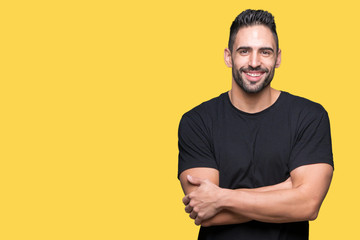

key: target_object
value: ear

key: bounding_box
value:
[275,49,282,68]
[224,48,232,68]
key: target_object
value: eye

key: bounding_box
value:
[239,49,249,55]
[261,50,271,56]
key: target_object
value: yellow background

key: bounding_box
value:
[0,0,358,239]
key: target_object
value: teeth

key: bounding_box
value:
[246,73,261,77]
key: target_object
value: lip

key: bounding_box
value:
[243,71,265,82]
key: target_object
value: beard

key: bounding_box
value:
[232,65,276,94]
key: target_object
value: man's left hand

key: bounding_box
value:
[182,175,223,225]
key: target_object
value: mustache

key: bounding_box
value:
[240,66,269,73]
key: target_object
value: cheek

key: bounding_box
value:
[233,58,247,69]
[263,60,277,71]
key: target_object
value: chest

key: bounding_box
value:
[212,115,294,189]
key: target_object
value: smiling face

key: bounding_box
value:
[225,25,281,94]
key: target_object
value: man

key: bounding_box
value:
[177,9,333,240]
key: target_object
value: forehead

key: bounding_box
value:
[233,25,276,50]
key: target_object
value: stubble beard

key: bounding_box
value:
[232,65,276,94]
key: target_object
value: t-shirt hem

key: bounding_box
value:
[289,159,334,173]
[177,165,219,179]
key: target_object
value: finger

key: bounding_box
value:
[189,210,197,219]
[195,216,202,226]
[201,220,210,227]
[187,175,203,185]
[185,204,193,213]
[182,195,190,205]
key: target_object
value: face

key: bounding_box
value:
[225,25,281,94]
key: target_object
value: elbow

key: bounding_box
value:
[304,201,320,221]
[293,195,320,221]
[308,209,319,221]
[297,189,324,221]
[295,208,318,222]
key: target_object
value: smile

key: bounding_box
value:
[245,72,263,77]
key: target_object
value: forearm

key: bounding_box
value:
[219,187,317,223]
[217,164,333,223]
[184,164,332,226]
[201,178,292,226]
[201,210,250,227]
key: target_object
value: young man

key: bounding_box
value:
[178,9,333,240]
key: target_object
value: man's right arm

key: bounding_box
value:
[180,168,293,227]
[179,167,251,225]
[179,168,219,195]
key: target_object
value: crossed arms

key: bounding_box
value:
[179,163,333,227]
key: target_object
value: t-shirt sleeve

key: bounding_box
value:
[177,112,218,178]
[289,107,334,172]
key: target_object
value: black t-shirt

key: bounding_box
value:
[178,91,333,240]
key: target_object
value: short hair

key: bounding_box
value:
[228,9,279,52]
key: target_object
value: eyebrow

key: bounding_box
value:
[236,46,275,53]
[259,47,275,52]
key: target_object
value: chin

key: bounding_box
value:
[242,82,270,94]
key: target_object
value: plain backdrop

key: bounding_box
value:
[0,1,359,239]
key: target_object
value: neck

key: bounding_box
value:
[229,82,280,114]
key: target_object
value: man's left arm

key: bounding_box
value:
[185,163,333,225]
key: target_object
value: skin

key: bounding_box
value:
[225,25,281,114]
[180,25,333,226]
[180,168,293,226]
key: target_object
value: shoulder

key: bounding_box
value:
[179,93,227,136]
[181,92,227,122]
[282,92,328,118]
[281,92,330,136]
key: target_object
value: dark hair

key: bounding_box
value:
[228,9,279,52]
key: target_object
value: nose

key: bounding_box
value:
[249,53,261,68]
